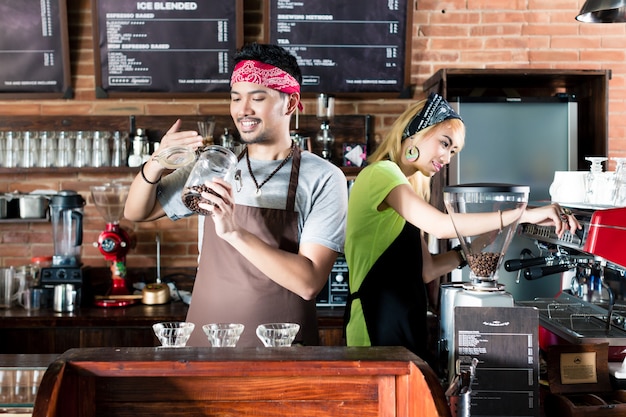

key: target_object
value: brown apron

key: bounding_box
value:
[185,146,319,347]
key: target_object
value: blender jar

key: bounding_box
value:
[182,145,240,215]
[49,190,86,266]
[443,183,529,288]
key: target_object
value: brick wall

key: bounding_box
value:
[0,0,624,269]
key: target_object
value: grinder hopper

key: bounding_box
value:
[443,183,530,290]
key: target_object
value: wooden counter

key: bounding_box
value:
[33,346,451,417]
[0,302,345,353]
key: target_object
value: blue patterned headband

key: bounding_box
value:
[402,93,462,139]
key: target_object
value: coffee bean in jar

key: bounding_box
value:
[182,185,219,215]
[181,145,239,215]
[466,252,502,277]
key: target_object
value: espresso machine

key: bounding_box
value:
[508,205,626,362]
[39,190,86,308]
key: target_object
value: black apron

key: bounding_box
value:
[345,221,429,359]
[186,145,318,347]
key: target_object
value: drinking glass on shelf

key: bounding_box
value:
[38,131,56,168]
[74,131,90,167]
[0,131,5,167]
[91,131,111,167]
[0,369,14,404]
[4,131,19,168]
[111,131,128,167]
[20,131,37,168]
[56,131,73,168]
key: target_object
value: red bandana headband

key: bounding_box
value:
[231,60,303,110]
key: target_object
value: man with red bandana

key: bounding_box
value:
[124,43,347,347]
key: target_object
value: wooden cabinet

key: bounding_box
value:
[33,346,451,417]
[0,303,346,354]
[0,303,186,354]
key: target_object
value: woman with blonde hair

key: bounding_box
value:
[344,92,579,364]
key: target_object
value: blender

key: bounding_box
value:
[439,183,529,383]
[90,181,134,307]
[39,190,86,308]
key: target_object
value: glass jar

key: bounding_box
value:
[30,256,52,287]
[182,145,240,215]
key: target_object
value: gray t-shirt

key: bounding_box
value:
[157,150,347,253]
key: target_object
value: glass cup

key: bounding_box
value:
[73,130,91,167]
[202,323,245,347]
[91,131,111,167]
[56,131,73,167]
[38,131,56,168]
[0,267,23,309]
[20,131,37,168]
[13,369,32,403]
[4,131,19,168]
[0,369,14,404]
[111,131,128,167]
[256,323,300,347]
[0,131,4,167]
[19,288,42,310]
[153,322,195,347]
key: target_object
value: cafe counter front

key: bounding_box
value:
[30,346,450,417]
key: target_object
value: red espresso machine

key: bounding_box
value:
[508,205,626,361]
[90,181,135,307]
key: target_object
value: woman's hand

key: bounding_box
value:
[520,203,581,238]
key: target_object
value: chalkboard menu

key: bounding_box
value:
[0,0,72,98]
[265,0,412,96]
[92,0,243,97]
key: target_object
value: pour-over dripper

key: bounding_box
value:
[444,184,529,288]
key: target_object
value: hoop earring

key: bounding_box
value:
[405,145,419,162]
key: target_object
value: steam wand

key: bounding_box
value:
[598,260,615,332]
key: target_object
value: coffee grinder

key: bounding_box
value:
[439,183,529,383]
[315,93,335,160]
[39,190,86,308]
[90,181,134,307]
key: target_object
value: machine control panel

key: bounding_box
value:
[316,255,349,307]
